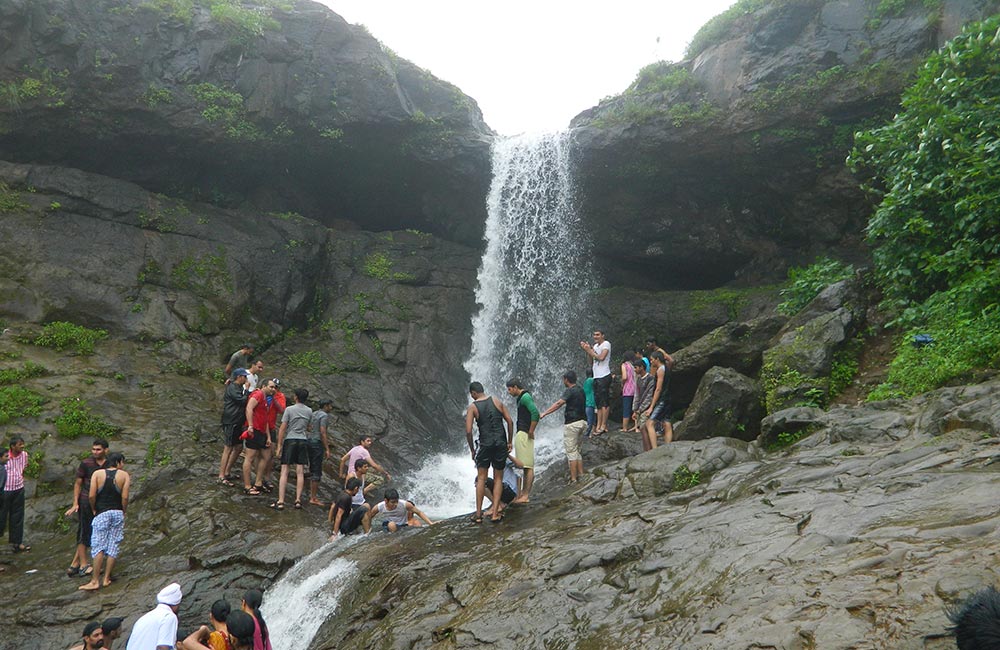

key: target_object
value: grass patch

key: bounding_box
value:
[363,251,414,281]
[0,362,48,385]
[188,82,264,142]
[0,182,29,213]
[0,386,45,424]
[55,398,121,439]
[672,465,702,491]
[33,321,108,355]
[777,258,854,316]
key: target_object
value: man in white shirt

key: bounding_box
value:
[580,330,612,435]
[125,582,182,650]
[245,359,264,392]
[362,489,434,533]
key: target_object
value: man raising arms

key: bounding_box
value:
[580,330,612,434]
[505,378,538,503]
[465,381,514,524]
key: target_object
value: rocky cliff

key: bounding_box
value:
[571,0,1000,291]
[0,0,493,245]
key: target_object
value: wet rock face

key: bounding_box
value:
[315,378,1000,650]
[0,0,492,245]
[0,160,477,462]
[674,366,763,441]
[570,0,1000,290]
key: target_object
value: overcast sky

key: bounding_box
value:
[321,1,736,135]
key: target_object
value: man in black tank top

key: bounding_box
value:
[80,452,129,592]
[465,381,514,524]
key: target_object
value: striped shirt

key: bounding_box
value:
[4,450,27,491]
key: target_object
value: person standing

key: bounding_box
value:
[224,344,254,382]
[644,351,674,449]
[539,371,588,484]
[125,582,183,650]
[80,452,130,592]
[633,360,656,451]
[465,381,514,524]
[306,399,333,506]
[242,380,275,496]
[580,330,612,434]
[65,438,109,577]
[245,360,265,393]
[261,380,286,491]
[504,378,538,504]
[620,351,638,432]
[241,589,272,650]
[645,338,675,370]
[218,368,249,487]
[0,435,30,553]
[273,388,312,510]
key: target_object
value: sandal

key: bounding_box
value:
[294,501,302,509]
[81,565,93,576]
[470,514,483,524]
[217,477,236,487]
[244,486,262,496]
[66,566,80,577]
[12,544,30,553]
[269,501,285,510]
[262,481,274,493]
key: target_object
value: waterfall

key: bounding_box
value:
[406,131,591,518]
[465,131,589,404]
[263,132,591,649]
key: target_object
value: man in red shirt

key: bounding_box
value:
[242,379,276,496]
[64,439,109,577]
[261,381,286,492]
[1,436,30,552]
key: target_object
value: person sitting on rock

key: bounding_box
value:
[179,610,256,650]
[481,455,522,519]
[328,477,368,539]
[362,488,434,533]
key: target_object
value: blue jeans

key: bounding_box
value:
[585,406,596,432]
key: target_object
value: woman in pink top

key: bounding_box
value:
[241,589,272,650]
[621,352,637,432]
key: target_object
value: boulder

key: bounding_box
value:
[0,0,492,245]
[674,366,763,442]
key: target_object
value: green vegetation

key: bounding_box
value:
[1,68,67,110]
[137,195,191,232]
[866,0,942,31]
[23,449,43,479]
[206,0,291,46]
[55,398,121,439]
[591,96,720,130]
[0,362,48,385]
[777,258,854,316]
[188,83,264,142]
[0,386,45,424]
[628,63,700,95]
[145,432,172,468]
[142,84,174,108]
[828,344,860,398]
[139,0,195,23]
[33,321,108,355]
[268,210,304,221]
[319,127,344,140]
[0,182,29,213]
[363,251,415,281]
[687,0,775,59]
[849,16,1000,399]
[767,428,814,451]
[169,250,232,297]
[672,465,702,491]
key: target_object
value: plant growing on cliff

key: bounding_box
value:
[672,465,702,491]
[209,0,282,46]
[777,258,854,316]
[188,82,264,142]
[0,386,45,424]
[34,321,108,355]
[0,182,29,213]
[0,362,48,386]
[849,16,1000,397]
[56,398,121,439]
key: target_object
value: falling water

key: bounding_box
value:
[262,133,591,649]
[407,131,591,517]
[465,131,589,404]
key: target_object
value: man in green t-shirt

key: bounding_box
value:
[505,378,539,503]
[582,370,596,436]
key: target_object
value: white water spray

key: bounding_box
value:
[407,131,591,518]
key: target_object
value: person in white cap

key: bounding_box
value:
[125,582,182,650]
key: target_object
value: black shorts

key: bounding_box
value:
[593,375,612,408]
[222,422,242,447]
[281,439,310,466]
[307,440,325,481]
[76,501,95,546]
[650,400,672,423]
[476,443,507,471]
[340,503,368,535]
[483,477,517,505]
[245,428,268,450]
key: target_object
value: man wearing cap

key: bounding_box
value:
[306,399,333,506]
[70,621,105,650]
[224,344,253,383]
[217,368,249,487]
[102,617,125,650]
[125,582,182,650]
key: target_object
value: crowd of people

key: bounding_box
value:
[464,330,676,509]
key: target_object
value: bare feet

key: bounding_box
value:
[309,499,324,506]
[79,581,100,591]
[511,496,530,504]
[102,579,113,588]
